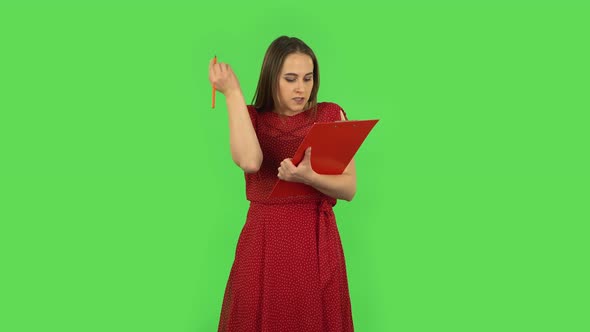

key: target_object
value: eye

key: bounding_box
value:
[304,77,312,82]
[285,77,296,82]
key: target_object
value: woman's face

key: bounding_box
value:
[275,52,314,115]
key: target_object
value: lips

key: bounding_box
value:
[293,97,305,103]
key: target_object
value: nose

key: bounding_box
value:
[295,81,304,93]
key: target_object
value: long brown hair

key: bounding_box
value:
[252,36,320,116]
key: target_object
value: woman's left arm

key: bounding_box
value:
[306,158,356,202]
[277,111,357,202]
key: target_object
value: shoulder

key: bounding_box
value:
[245,105,260,127]
[246,105,258,113]
[318,102,342,113]
[317,102,348,121]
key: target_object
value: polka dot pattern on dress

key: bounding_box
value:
[218,102,354,332]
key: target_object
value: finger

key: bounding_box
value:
[283,162,295,174]
[301,147,312,163]
[211,62,220,79]
[210,59,221,78]
[209,59,215,78]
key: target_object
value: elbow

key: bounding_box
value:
[242,164,261,174]
[341,176,356,202]
[343,187,357,202]
[236,158,262,174]
[344,192,356,202]
[232,150,263,174]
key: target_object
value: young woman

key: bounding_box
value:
[209,36,355,332]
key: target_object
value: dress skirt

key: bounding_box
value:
[218,200,354,332]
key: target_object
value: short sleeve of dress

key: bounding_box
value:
[246,105,258,131]
[340,106,349,121]
[319,102,348,122]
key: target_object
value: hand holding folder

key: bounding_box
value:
[269,119,379,198]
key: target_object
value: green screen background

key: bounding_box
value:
[1,1,588,331]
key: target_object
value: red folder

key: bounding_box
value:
[268,119,379,198]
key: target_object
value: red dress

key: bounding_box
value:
[218,102,354,332]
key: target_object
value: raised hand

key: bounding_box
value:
[209,57,241,96]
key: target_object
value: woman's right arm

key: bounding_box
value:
[209,59,263,173]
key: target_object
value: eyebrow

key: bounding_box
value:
[284,72,314,76]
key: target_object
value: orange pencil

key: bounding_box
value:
[212,55,217,108]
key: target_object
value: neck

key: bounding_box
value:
[273,108,305,117]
